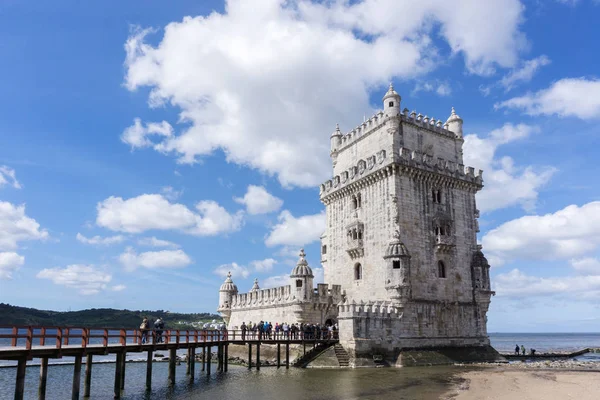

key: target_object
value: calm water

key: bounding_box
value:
[1,333,599,399]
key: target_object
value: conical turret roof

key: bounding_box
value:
[250,278,260,292]
[219,271,238,292]
[446,107,463,123]
[382,82,400,101]
[290,249,314,278]
[384,230,411,259]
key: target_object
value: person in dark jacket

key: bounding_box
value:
[154,317,165,343]
[241,322,247,341]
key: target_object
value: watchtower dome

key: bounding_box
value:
[383,83,401,117]
[217,271,238,324]
[290,249,314,301]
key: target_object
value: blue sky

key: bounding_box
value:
[1,0,600,332]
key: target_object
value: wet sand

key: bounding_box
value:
[445,368,600,400]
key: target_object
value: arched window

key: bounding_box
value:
[432,189,442,204]
[437,191,442,203]
[352,195,358,209]
[438,261,446,278]
[354,263,362,280]
[389,101,394,107]
[357,193,362,208]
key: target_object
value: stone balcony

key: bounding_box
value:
[346,238,364,259]
[435,235,455,253]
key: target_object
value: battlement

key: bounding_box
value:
[338,300,402,319]
[334,107,458,155]
[231,283,342,310]
[320,145,483,197]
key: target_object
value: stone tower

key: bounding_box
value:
[319,84,495,364]
[217,271,238,325]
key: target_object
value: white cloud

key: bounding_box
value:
[463,124,555,213]
[0,201,48,251]
[494,268,600,300]
[118,247,192,271]
[161,186,183,201]
[0,166,21,189]
[265,210,326,247]
[213,262,250,279]
[262,267,323,289]
[76,233,125,246]
[412,81,452,97]
[36,265,112,295]
[234,185,283,215]
[137,236,180,248]
[483,202,600,264]
[111,284,127,292]
[499,55,550,91]
[495,78,600,119]
[0,252,25,279]
[123,0,527,187]
[96,194,243,236]
[121,118,173,149]
[570,258,600,275]
[250,258,277,272]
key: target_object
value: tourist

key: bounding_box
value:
[515,344,520,355]
[241,321,247,341]
[283,322,289,339]
[521,345,526,355]
[531,349,536,356]
[140,316,150,344]
[154,317,165,343]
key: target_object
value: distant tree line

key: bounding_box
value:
[0,303,221,329]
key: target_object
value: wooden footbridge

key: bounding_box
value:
[0,325,338,400]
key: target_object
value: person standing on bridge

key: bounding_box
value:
[154,317,164,343]
[521,345,526,355]
[515,344,520,355]
[241,322,247,341]
[140,317,150,344]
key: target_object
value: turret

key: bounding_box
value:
[330,124,342,164]
[250,278,260,292]
[217,271,238,325]
[290,249,314,301]
[383,83,401,117]
[445,107,463,138]
[384,231,411,307]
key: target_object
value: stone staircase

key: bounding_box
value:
[334,344,349,367]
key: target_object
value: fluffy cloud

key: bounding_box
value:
[137,236,180,248]
[96,194,243,236]
[463,124,555,213]
[250,258,277,272]
[265,210,326,247]
[234,185,283,215]
[494,268,600,300]
[121,118,173,149]
[76,233,125,246]
[36,265,112,295]
[213,258,278,279]
[0,252,25,279]
[110,284,127,292]
[483,202,600,264]
[0,201,48,251]
[570,258,600,275]
[0,166,21,189]
[412,81,452,97]
[499,55,550,91]
[495,78,600,119]
[118,247,192,271]
[262,267,324,289]
[123,0,527,187]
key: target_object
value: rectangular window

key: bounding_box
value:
[322,245,327,255]
[393,260,400,269]
[296,280,303,288]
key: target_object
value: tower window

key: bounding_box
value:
[438,261,446,278]
[322,245,327,255]
[352,195,358,209]
[432,190,442,203]
[393,260,400,269]
[354,263,362,280]
[296,280,303,288]
[389,101,394,107]
[357,193,362,208]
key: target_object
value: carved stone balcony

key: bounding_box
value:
[346,238,364,259]
[434,235,455,253]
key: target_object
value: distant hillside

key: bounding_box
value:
[0,303,222,329]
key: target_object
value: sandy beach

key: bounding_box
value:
[445,368,600,400]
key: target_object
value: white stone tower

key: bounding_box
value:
[290,249,314,302]
[217,271,238,325]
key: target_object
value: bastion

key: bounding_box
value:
[218,84,500,367]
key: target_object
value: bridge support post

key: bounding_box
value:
[168,348,176,386]
[114,353,122,399]
[71,355,82,400]
[189,347,195,380]
[186,348,191,375]
[83,355,92,398]
[15,357,27,400]
[224,345,228,372]
[248,344,252,370]
[120,353,126,391]
[277,344,281,368]
[216,345,221,372]
[285,343,290,369]
[256,343,260,370]
[201,346,205,371]
[145,350,152,392]
[206,346,211,375]
[39,357,49,400]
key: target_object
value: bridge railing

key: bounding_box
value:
[225,329,339,341]
[0,326,227,350]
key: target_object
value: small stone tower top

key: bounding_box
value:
[250,278,260,292]
[445,107,463,138]
[219,271,238,293]
[330,123,342,157]
[383,82,401,117]
[290,248,314,277]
